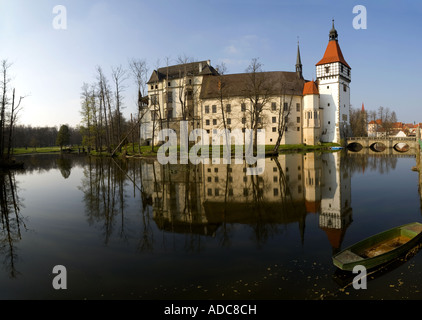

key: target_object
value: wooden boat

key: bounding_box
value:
[332,222,422,271]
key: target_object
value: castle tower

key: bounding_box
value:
[316,20,351,143]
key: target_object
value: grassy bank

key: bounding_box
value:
[9,142,341,158]
[115,142,341,158]
[11,146,76,155]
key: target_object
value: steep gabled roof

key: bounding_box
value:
[147,60,219,84]
[200,71,305,99]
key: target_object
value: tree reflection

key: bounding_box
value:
[0,171,25,278]
[56,156,72,179]
[78,157,128,245]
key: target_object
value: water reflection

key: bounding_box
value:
[2,151,420,299]
[76,152,358,253]
[0,170,25,278]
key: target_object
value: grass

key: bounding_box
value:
[8,142,341,158]
[11,146,74,155]
[115,142,341,157]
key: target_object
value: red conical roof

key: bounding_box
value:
[316,40,350,68]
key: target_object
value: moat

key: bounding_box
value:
[0,150,422,300]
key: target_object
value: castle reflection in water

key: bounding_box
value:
[140,151,353,253]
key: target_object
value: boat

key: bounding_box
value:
[330,146,343,150]
[332,222,422,271]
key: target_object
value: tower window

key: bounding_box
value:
[325,66,330,74]
[343,84,347,92]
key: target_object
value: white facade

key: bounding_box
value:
[317,62,351,144]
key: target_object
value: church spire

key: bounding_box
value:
[329,19,338,41]
[296,39,303,79]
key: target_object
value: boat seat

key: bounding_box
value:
[335,250,364,263]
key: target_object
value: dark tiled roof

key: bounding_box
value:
[200,71,305,99]
[147,61,219,84]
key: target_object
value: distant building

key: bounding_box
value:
[141,21,352,146]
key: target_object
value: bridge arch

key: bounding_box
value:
[393,142,410,153]
[370,142,386,152]
[346,142,363,152]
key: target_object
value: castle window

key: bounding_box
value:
[272,127,276,132]
[272,117,276,123]
[297,117,300,123]
[205,105,210,113]
[212,105,217,113]
[283,102,289,111]
[205,119,210,126]
[227,118,231,125]
[212,119,217,125]
[226,104,231,113]
[325,66,330,74]
[341,65,344,73]
[241,103,246,112]
[343,84,347,92]
[242,117,246,124]
[296,103,300,112]
[297,127,300,131]
[271,102,277,111]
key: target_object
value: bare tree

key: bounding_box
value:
[129,58,149,152]
[0,60,12,159]
[242,58,273,151]
[97,66,112,151]
[273,84,295,153]
[111,65,128,149]
[215,62,232,156]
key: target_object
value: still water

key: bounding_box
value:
[1,151,422,300]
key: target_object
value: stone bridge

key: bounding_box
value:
[346,137,419,153]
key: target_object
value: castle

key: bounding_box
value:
[141,21,351,146]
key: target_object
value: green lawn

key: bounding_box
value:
[11,146,70,155]
[9,142,341,157]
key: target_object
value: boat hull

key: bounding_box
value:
[332,222,422,271]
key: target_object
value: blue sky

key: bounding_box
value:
[1,0,421,127]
